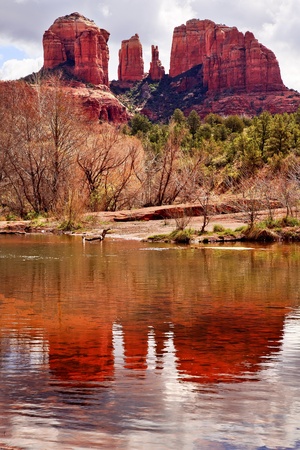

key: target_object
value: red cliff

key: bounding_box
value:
[43,12,110,86]
[149,45,165,81]
[170,18,284,93]
[118,34,144,82]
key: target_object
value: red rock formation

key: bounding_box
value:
[118,34,144,82]
[149,45,165,81]
[43,12,109,86]
[188,89,300,119]
[170,18,284,93]
[65,82,129,123]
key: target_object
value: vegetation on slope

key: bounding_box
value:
[1,76,300,236]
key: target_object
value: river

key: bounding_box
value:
[0,235,300,449]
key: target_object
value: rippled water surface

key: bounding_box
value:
[0,235,300,449]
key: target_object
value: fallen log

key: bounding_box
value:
[82,228,111,242]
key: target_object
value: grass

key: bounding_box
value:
[147,228,193,244]
[58,219,82,232]
[169,229,193,244]
[258,217,300,229]
[146,233,170,242]
[212,224,239,235]
[242,226,279,242]
[212,224,225,232]
[5,213,18,221]
[241,216,300,242]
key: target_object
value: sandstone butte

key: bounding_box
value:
[140,19,300,119]
[169,18,284,94]
[43,12,109,86]
[42,12,128,123]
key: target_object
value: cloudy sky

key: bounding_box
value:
[1,0,300,91]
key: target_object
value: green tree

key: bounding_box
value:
[196,124,212,141]
[130,113,152,135]
[252,111,272,160]
[172,108,186,125]
[187,110,201,137]
[266,113,292,160]
[224,115,244,133]
[204,113,223,127]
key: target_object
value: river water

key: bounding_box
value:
[0,235,300,449]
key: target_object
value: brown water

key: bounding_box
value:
[0,235,300,449]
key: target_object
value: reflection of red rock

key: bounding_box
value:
[118,34,144,82]
[43,12,110,86]
[173,309,284,383]
[122,326,148,371]
[170,19,284,93]
[49,325,114,382]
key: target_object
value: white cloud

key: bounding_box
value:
[0,0,299,90]
[0,57,43,81]
[158,0,196,30]
[101,5,111,18]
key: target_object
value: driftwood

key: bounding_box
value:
[82,228,111,242]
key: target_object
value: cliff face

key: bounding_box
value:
[170,19,284,93]
[118,34,144,82]
[43,12,110,86]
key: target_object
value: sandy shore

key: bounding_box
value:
[95,212,248,240]
[0,206,288,241]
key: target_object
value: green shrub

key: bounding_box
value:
[258,217,300,229]
[213,224,225,232]
[5,213,17,221]
[234,225,247,232]
[169,229,193,244]
[58,220,82,232]
[147,233,169,242]
[281,217,300,227]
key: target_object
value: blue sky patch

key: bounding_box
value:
[0,45,27,62]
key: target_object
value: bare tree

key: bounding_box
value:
[1,77,88,216]
[233,176,265,229]
[274,170,300,219]
[193,169,216,234]
[39,78,87,211]
[1,81,45,215]
[139,124,203,206]
[77,125,141,211]
[99,143,140,211]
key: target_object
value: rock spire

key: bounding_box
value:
[118,34,144,82]
[149,45,165,81]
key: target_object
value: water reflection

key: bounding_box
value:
[0,296,287,386]
[0,236,300,449]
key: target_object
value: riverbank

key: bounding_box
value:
[1,204,300,243]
